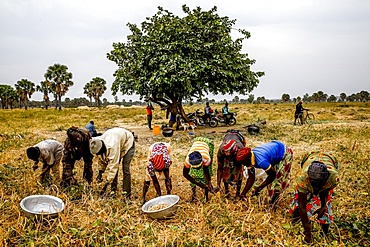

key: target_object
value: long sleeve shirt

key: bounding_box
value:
[35,140,63,166]
[95,128,134,182]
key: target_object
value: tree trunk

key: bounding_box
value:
[58,94,62,111]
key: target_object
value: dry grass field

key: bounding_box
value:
[0,102,369,246]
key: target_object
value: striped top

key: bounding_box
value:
[184,141,211,169]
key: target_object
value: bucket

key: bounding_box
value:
[153,126,161,135]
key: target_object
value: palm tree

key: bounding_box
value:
[83,82,94,105]
[340,93,347,102]
[0,84,15,109]
[36,80,53,109]
[84,77,107,107]
[15,79,35,109]
[44,64,74,110]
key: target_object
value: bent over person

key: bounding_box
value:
[142,142,172,204]
[26,139,63,183]
[183,137,214,202]
[90,127,135,201]
[236,140,293,209]
[61,127,93,187]
[288,150,340,243]
[215,130,246,198]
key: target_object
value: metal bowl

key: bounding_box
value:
[142,195,180,220]
[247,124,260,134]
[20,195,65,218]
[162,127,174,137]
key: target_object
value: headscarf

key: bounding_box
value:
[222,139,237,154]
[236,147,252,163]
[188,151,203,168]
[308,161,330,194]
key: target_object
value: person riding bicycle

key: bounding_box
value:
[294,100,309,125]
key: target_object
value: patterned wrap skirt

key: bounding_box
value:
[267,146,293,199]
[189,137,214,188]
[288,188,334,225]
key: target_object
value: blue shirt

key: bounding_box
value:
[252,141,285,170]
[85,123,96,136]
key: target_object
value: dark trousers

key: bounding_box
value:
[147,115,153,129]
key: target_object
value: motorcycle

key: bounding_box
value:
[210,110,237,127]
[195,109,218,127]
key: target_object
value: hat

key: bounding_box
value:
[150,154,165,171]
[236,147,252,163]
[90,138,103,154]
[27,147,40,161]
[308,161,330,181]
[189,151,203,168]
[223,140,237,154]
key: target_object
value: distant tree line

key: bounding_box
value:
[1,76,369,110]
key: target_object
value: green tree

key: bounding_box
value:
[44,64,74,110]
[281,93,290,102]
[0,84,17,109]
[247,94,254,104]
[36,80,53,109]
[107,5,264,122]
[327,94,337,102]
[84,77,107,107]
[15,79,35,110]
[83,82,94,104]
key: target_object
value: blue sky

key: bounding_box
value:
[1,0,369,102]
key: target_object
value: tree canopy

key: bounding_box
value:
[44,63,73,110]
[107,5,264,121]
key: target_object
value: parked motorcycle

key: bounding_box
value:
[210,110,237,127]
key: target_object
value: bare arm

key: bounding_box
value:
[253,167,276,195]
[202,165,213,191]
[183,167,207,189]
[298,191,312,243]
[240,167,255,198]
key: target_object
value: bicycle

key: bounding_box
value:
[296,109,315,125]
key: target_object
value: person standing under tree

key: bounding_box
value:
[146,100,154,130]
[204,102,213,122]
